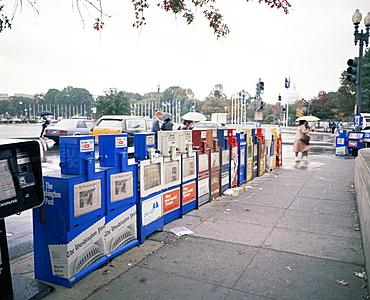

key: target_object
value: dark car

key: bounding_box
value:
[44,118,95,143]
[90,115,152,146]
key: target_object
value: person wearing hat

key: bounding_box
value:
[161,113,173,131]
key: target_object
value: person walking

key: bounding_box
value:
[40,116,50,138]
[161,113,173,131]
[293,120,310,161]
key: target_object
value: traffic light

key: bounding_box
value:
[258,101,264,111]
[278,95,282,105]
[346,58,358,83]
[256,82,261,95]
[252,101,257,111]
[260,81,264,94]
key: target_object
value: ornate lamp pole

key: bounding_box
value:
[352,9,370,115]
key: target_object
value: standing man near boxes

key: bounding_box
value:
[151,111,163,144]
[151,111,163,132]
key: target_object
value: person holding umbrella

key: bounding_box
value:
[293,119,310,161]
[40,116,50,138]
[38,111,53,138]
[161,113,173,131]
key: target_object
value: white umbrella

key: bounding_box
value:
[181,112,207,122]
[296,116,320,121]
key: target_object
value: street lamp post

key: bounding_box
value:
[352,9,370,115]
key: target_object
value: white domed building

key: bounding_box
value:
[287,84,301,104]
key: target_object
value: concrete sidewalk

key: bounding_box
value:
[12,153,367,299]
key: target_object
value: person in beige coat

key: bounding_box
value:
[293,120,310,161]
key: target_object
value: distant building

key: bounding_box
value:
[0,93,9,101]
[14,93,34,99]
[287,84,301,104]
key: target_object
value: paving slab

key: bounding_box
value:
[212,202,286,227]
[86,266,232,300]
[233,248,367,300]
[264,227,364,265]
[136,236,259,288]
[191,218,273,247]
[275,209,361,238]
[230,189,297,209]
[288,196,358,216]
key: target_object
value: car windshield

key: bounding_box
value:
[126,119,146,130]
[84,121,95,128]
[55,119,77,127]
[76,121,95,128]
[97,119,122,128]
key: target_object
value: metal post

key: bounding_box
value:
[352,11,370,115]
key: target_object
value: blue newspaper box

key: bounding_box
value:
[347,131,364,156]
[236,132,247,185]
[98,134,138,213]
[98,134,128,167]
[335,129,348,156]
[134,132,156,161]
[97,134,140,257]
[217,128,228,150]
[137,191,163,244]
[34,135,108,287]
[60,136,95,176]
[104,203,138,260]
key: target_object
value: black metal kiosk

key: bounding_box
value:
[0,139,53,300]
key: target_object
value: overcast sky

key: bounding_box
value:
[1,0,370,104]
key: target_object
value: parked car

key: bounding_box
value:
[44,118,95,143]
[90,115,152,146]
[193,121,225,129]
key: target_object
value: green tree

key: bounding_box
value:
[0,100,15,117]
[361,48,370,111]
[141,92,160,103]
[0,1,291,37]
[55,86,93,107]
[201,97,228,119]
[162,86,181,104]
[44,89,60,105]
[95,88,130,117]
[124,92,142,103]
[10,96,34,117]
[309,91,337,120]
[334,48,370,118]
